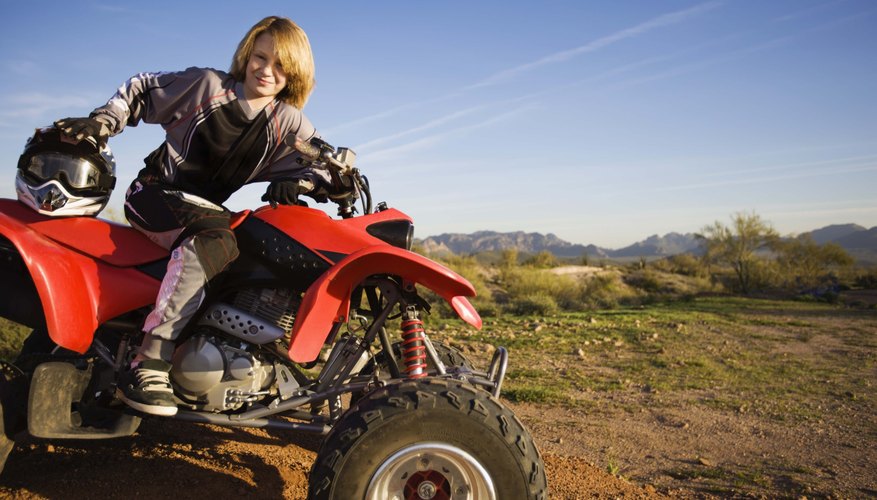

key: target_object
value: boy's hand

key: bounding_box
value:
[54,117,110,145]
[261,179,312,208]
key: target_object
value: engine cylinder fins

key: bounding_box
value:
[232,288,299,332]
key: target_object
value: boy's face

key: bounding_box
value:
[243,33,288,103]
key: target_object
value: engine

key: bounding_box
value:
[169,288,302,412]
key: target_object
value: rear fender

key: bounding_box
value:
[0,210,159,353]
[288,246,482,363]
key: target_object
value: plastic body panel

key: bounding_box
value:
[288,245,482,363]
[252,204,413,258]
[0,199,160,353]
[0,199,482,359]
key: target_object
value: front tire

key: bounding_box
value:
[308,378,547,499]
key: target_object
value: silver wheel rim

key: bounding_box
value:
[366,442,496,500]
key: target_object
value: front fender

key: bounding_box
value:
[288,246,482,363]
[0,208,159,353]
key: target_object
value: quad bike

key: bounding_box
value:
[0,138,548,499]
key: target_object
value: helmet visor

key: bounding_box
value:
[24,152,104,189]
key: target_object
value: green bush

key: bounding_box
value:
[624,269,717,299]
[522,251,557,269]
[854,268,877,288]
[652,253,705,277]
[510,292,559,316]
[580,273,638,309]
[499,267,581,311]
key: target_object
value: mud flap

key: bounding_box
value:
[28,362,140,439]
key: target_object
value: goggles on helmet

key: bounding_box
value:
[21,152,113,192]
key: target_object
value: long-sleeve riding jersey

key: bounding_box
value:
[91,67,329,204]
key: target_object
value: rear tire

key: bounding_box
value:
[308,378,547,499]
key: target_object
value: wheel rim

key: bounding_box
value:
[366,442,496,500]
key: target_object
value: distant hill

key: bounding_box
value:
[806,224,867,245]
[803,225,877,265]
[419,224,877,262]
[419,231,699,259]
[419,231,608,258]
[610,232,700,258]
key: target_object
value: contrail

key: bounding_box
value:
[468,0,724,89]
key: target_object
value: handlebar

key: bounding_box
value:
[285,136,372,218]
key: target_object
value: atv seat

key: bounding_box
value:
[0,200,252,268]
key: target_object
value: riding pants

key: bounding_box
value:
[124,180,239,361]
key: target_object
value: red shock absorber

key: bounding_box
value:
[400,308,428,379]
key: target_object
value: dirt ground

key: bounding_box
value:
[1,303,875,499]
[0,411,660,500]
[2,390,872,499]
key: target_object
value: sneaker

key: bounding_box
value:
[116,359,178,416]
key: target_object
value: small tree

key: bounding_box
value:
[775,235,853,290]
[697,212,779,294]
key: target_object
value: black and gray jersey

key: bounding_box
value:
[91,67,328,204]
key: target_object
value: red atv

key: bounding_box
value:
[0,139,547,499]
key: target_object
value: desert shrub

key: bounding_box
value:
[854,268,877,288]
[652,253,704,277]
[522,250,558,269]
[625,269,665,293]
[499,267,582,311]
[580,272,640,309]
[509,292,559,316]
[625,269,717,299]
[471,297,501,318]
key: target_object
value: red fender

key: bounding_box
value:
[0,206,160,353]
[288,245,482,363]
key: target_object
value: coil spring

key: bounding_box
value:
[400,317,428,379]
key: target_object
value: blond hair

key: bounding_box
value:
[230,16,315,109]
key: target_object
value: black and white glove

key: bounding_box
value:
[54,117,111,145]
[261,179,312,208]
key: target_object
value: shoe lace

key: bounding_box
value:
[135,367,173,393]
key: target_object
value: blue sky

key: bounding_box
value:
[1,1,875,248]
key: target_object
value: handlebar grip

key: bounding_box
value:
[285,135,322,160]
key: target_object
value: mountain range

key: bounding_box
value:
[419,224,877,261]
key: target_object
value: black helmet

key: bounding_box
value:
[16,126,116,216]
